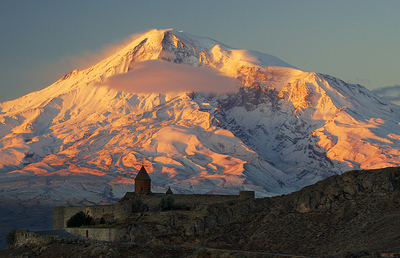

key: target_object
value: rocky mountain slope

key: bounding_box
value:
[3,167,400,257]
[114,167,400,256]
[1,28,400,248]
[109,167,400,256]
[204,166,400,256]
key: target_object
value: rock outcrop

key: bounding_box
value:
[4,167,400,257]
[113,167,400,256]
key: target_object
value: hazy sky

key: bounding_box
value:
[1,0,399,103]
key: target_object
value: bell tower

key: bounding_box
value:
[134,166,151,195]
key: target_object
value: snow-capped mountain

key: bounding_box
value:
[1,28,400,210]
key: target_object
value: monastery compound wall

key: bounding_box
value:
[65,227,119,242]
[54,166,255,231]
[54,191,255,229]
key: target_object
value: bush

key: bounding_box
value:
[158,196,175,211]
[134,198,142,206]
[99,217,106,224]
[6,230,16,246]
[133,198,149,212]
[67,211,93,227]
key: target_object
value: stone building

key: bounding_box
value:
[166,187,173,195]
[134,166,151,195]
[54,165,255,229]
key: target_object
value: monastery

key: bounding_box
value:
[54,166,254,229]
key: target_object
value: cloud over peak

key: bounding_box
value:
[99,60,237,94]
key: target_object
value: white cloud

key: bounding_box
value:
[99,60,237,94]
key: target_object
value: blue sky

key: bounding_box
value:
[1,0,399,102]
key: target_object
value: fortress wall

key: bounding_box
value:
[53,206,65,230]
[113,202,135,220]
[239,191,255,199]
[138,193,241,211]
[13,230,53,247]
[54,206,85,229]
[86,205,115,219]
[54,204,134,229]
[66,227,119,242]
[173,194,240,205]
[54,192,255,229]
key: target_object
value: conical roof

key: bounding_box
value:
[135,166,151,181]
[166,187,173,195]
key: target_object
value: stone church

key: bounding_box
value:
[54,165,254,229]
[134,166,152,195]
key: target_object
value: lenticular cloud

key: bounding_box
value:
[101,60,237,94]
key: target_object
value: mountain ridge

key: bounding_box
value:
[0,28,399,202]
[1,28,400,249]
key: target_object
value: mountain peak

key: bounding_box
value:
[3,29,400,253]
[79,28,296,82]
[1,29,400,209]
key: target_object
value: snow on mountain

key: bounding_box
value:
[1,29,400,240]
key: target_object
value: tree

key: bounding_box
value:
[158,196,175,211]
[133,198,149,212]
[6,230,16,246]
[67,211,93,227]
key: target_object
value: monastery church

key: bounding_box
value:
[54,165,254,229]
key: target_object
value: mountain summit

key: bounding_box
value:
[1,28,400,206]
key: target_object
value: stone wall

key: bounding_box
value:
[138,193,242,211]
[86,204,115,219]
[239,191,255,199]
[13,230,53,247]
[66,228,119,242]
[54,206,85,230]
[55,205,126,229]
[63,197,257,244]
[53,206,65,230]
[54,192,255,229]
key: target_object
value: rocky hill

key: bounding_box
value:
[207,166,400,256]
[3,166,400,257]
[112,166,400,256]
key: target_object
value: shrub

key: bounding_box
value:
[133,198,149,212]
[134,198,142,206]
[6,230,16,246]
[158,196,175,211]
[67,211,93,227]
[99,217,106,224]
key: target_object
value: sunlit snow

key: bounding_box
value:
[1,29,400,248]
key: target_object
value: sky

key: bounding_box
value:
[0,0,399,103]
